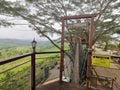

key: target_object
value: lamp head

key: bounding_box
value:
[32,38,37,49]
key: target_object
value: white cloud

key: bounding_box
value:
[0,25,44,40]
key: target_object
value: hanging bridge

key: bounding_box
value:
[0,13,120,90]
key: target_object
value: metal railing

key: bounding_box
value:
[0,51,60,90]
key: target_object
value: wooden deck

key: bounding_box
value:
[36,79,95,90]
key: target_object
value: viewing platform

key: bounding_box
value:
[36,79,94,90]
[36,78,115,90]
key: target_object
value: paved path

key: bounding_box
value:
[72,42,80,84]
[36,63,59,89]
[45,63,59,82]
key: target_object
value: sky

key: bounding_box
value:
[0,25,43,40]
[0,0,46,41]
[0,16,48,41]
[0,23,59,41]
[0,13,59,41]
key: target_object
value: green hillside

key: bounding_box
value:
[0,39,60,90]
[0,39,30,48]
[0,39,50,49]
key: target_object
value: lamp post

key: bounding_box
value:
[31,38,37,90]
[32,38,37,53]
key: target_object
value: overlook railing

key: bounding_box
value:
[0,50,119,90]
[0,51,60,90]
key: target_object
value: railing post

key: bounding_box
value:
[60,17,65,83]
[31,52,36,90]
[86,16,95,89]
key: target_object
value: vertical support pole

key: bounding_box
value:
[86,16,95,89]
[31,52,36,90]
[60,17,65,83]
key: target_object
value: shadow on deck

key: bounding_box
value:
[36,79,95,90]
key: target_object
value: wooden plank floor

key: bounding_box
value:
[36,79,95,90]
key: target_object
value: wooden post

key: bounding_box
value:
[60,17,65,83]
[86,16,95,89]
[31,52,36,90]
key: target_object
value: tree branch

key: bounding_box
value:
[33,24,73,61]
[93,24,120,45]
[97,0,114,21]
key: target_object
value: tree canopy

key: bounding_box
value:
[0,0,120,47]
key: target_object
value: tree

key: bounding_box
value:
[100,35,112,51]
[115,28,120,34]
[0,0,120,49]
[115,27,120,62]
[0,0,27,27]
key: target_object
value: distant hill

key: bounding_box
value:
[0,39,50,49]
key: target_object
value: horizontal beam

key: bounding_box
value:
[0,53,32,65]
[0,51,61,65]
[91,75,115,80]
[35,51,61,54]
[111,55,120,59]
[62,13,99,20]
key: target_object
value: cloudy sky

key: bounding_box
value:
[0,25,42,40]
[0,16,47,41]
[0,13,59,41]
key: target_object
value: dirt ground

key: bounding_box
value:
[92,48,120,90]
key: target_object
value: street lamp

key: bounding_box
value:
[31,38,37,90]
[32,38,37,52]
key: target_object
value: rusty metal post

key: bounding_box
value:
[60,17,65,83]
[86,16,95,89]
[31,51,36,90]
[60,13,98,88]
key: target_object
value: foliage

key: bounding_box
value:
[117,43,120,50]
[115,27,120,34]
[0,46,30,59]
[0,41,60,90]
[0,39,30,48]
[0,0,120,46]
[0,0,28,27]
[0,0,119,63]
[0,39,49,49]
